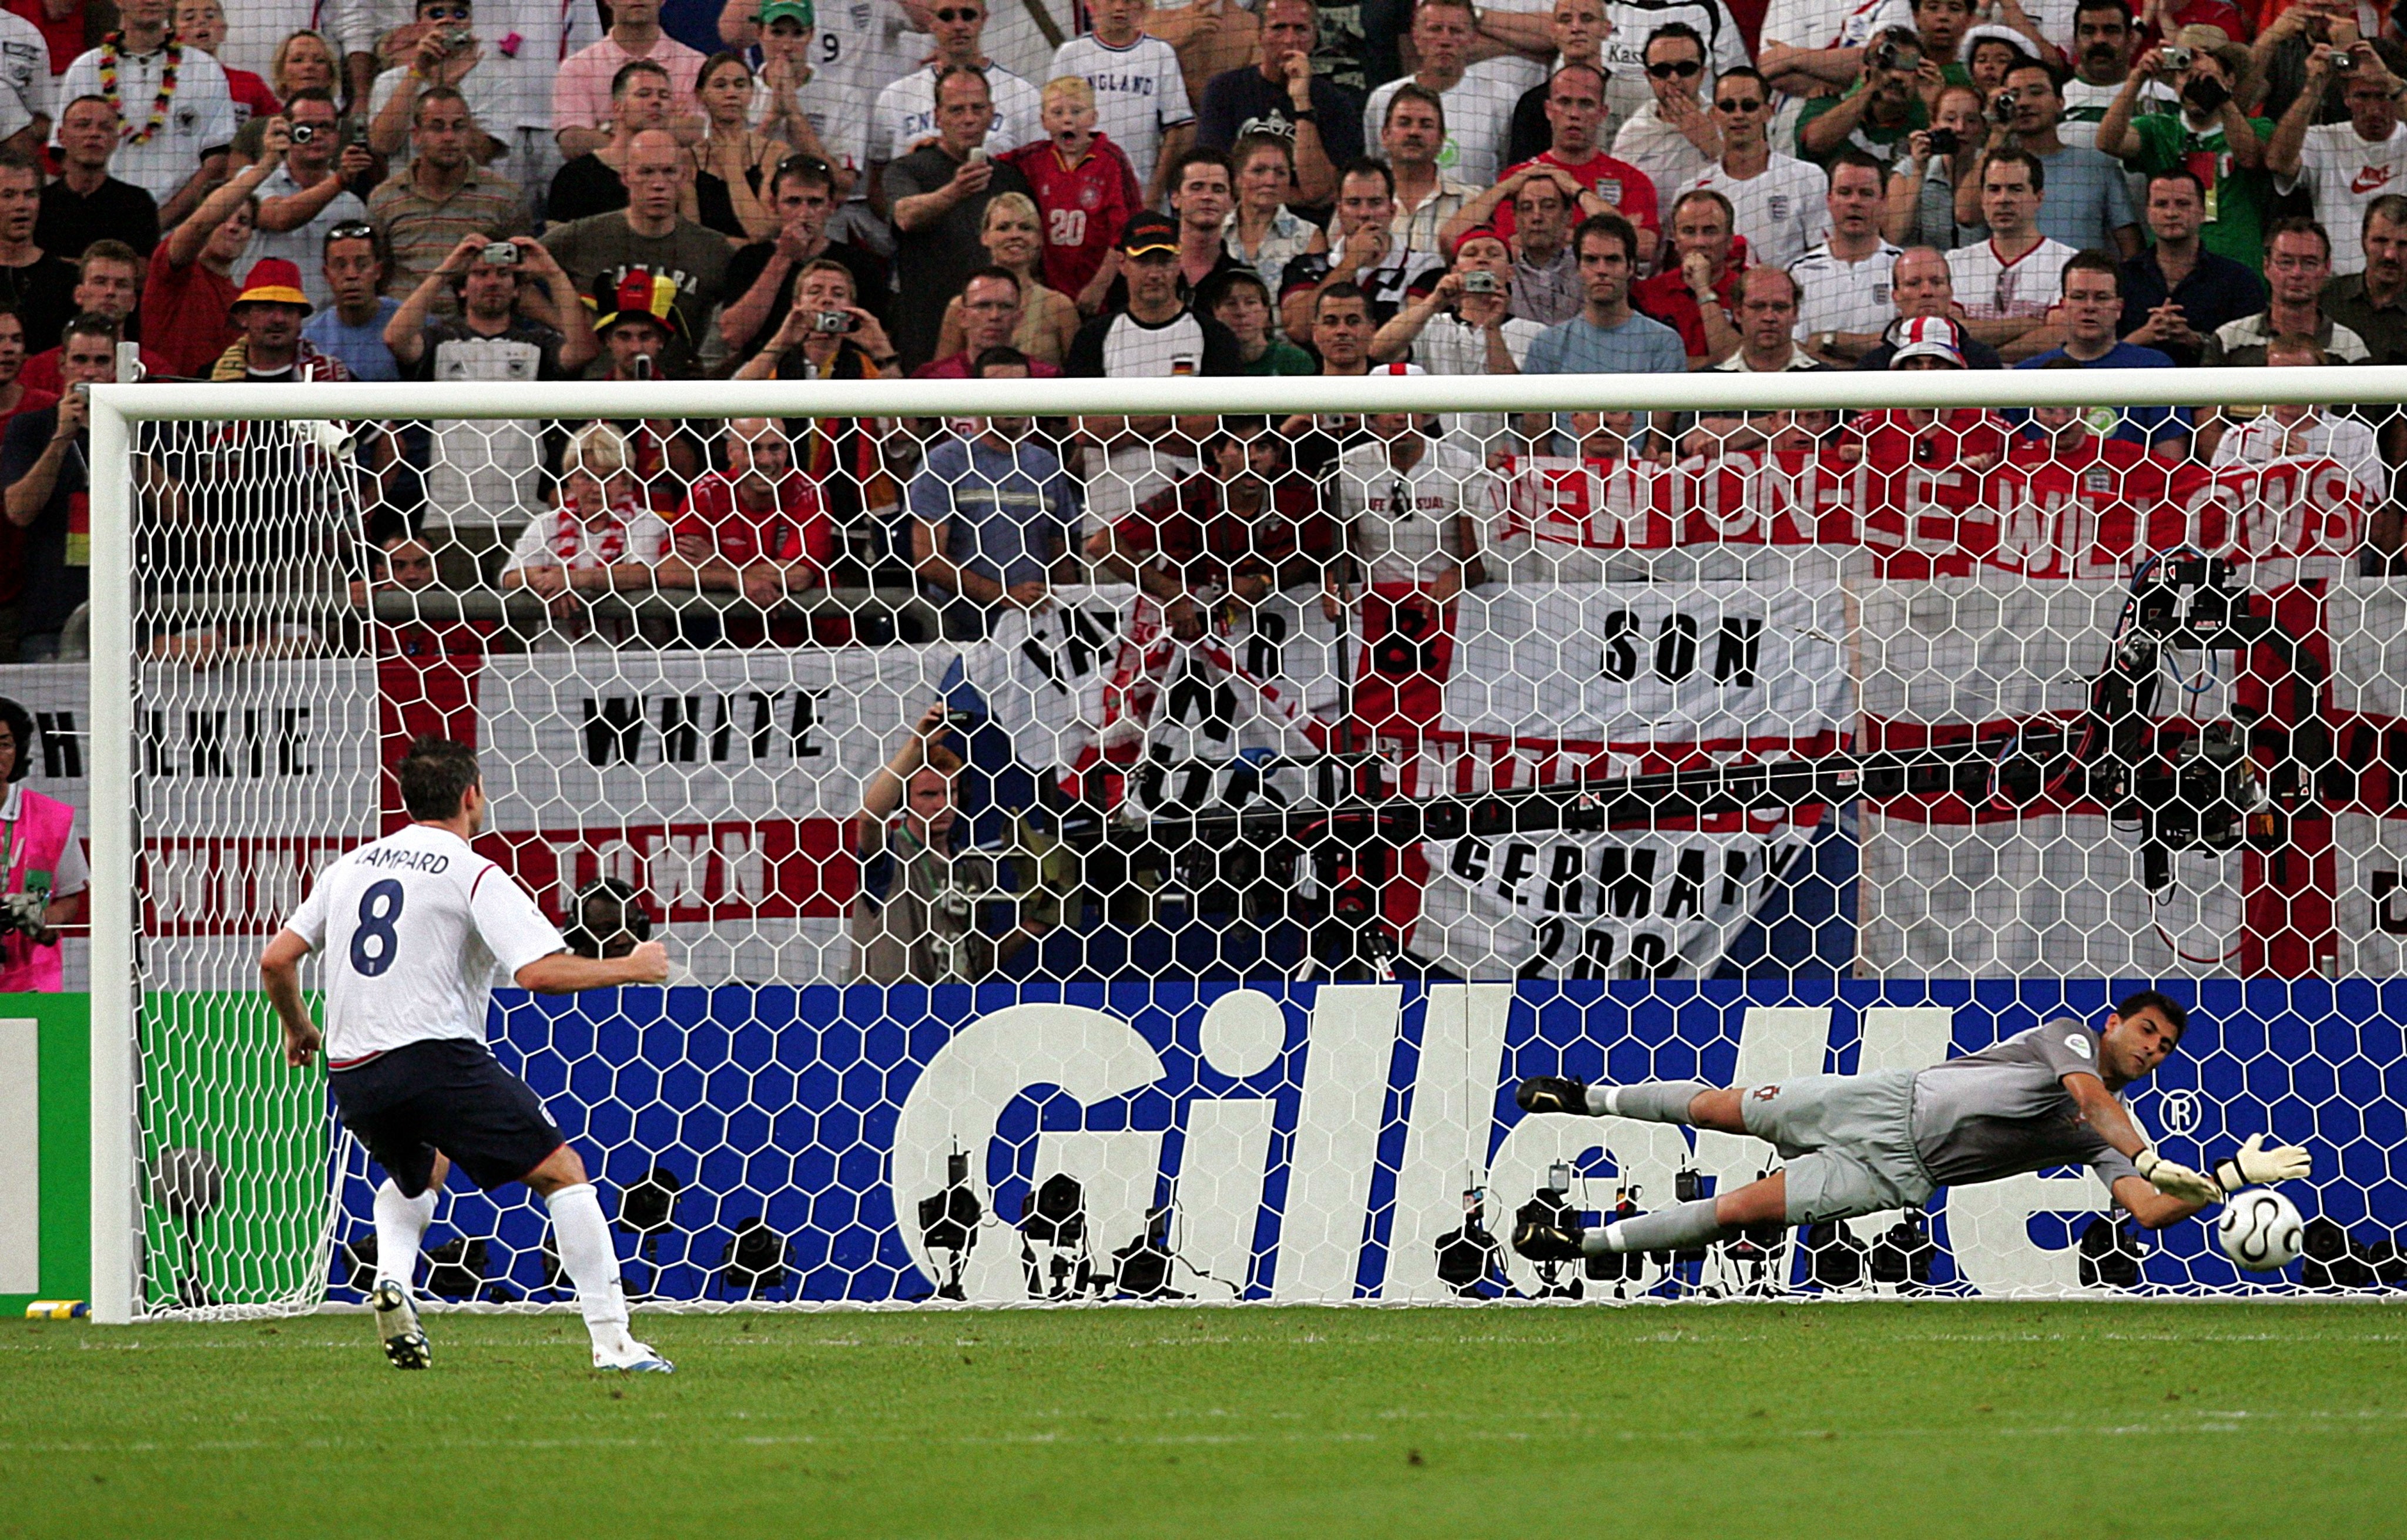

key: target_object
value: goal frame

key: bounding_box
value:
[81,364,2407,1323]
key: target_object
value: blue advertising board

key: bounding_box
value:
[331,979,2407,1303]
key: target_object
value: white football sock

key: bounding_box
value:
[545,1182,630,1345]
[373,1180,435,1291]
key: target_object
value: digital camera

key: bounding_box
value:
[1461,270,1500,294]
[2160,43,2193,71]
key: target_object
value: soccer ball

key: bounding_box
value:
[2218,1188,2305,1274]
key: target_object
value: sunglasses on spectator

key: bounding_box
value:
[933,6,981,18]
[1645,58,1702,77]
[1714,96,1762,111]
[327,220,378,241]
[421,5,471,18]
[777,153,832,177]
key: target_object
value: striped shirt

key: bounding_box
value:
[367,163,529,313]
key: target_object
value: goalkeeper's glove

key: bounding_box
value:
[2214,1132,2312,1193]
[2136,1147,2223,1205]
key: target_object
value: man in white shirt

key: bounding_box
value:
[261,736,673,1375]
[1598,0,1748,133]
[0,7,48,154]
[1369,227,1544,454]
[1788,149,1902,360]
[53,0,235,223]
[2210,329,2388,508]
[366,0,525,170]
[1945,147,2077,357]
[870,0,1046,191]
[1054,0,1194,203]
[1364,0,1521,188]
[1613,21,1719,211]
[1332,404,1491,608]
[1689,64,1828,268]
[2268,43,2407,277]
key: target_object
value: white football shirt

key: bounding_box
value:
[1946,235,2076,320]
[1335,437,1493,585]
[2284,120,2407,277]
[1692,154,1830,270]
[1052,32,1192,186]
[1788,237,1902,338]
[281,823,568,1065]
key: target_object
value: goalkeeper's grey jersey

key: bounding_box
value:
[1909,1019,2144,1192]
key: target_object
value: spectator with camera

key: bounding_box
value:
[387,233,596,535]
[718,156,889,361]
[884,66,1037,373]
[246,92,377,311]
[2095,36,2268,271]
[367,87,528,309]
[909,345,1081,637]
[853,703,1046,985]
[1798,28,1929,170]
[668,416,837,646]
[366,0,517,169]
[0,698,84,990]
[2268,41,2407,277]
[2117,168,2265,367]
[733,256,897,381]
[36,96,160,261]
[53,0,236,226]
[1886,83,1985,248]
[1957,60,2141,257]
[1371,229,1538,455]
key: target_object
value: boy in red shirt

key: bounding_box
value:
[1002,76,1142,308]
[669,415,840,645]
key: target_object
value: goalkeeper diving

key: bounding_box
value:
[1511,991,2310,1264]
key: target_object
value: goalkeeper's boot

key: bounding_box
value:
[1511,1214,1587,1263]
[370,1280,431,1370]
[1515,1076,1591,1116]
[594,1334,675,1374]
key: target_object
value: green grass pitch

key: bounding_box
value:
[5,1303,2403,1539]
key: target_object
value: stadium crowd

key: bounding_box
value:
[0,0,2402,661]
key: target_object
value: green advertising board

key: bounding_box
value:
[3,992,329,1318]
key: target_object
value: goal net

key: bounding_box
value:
[79,366,2407,1318]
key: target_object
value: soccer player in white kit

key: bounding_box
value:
[260,737,675,1373]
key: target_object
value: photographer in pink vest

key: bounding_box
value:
[0,697,85,992]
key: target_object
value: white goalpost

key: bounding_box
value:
[78,365,2407,1322]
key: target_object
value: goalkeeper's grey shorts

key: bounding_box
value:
[1737,1069,1940,1226]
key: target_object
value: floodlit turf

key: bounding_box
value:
[4,1303,2402,1539]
